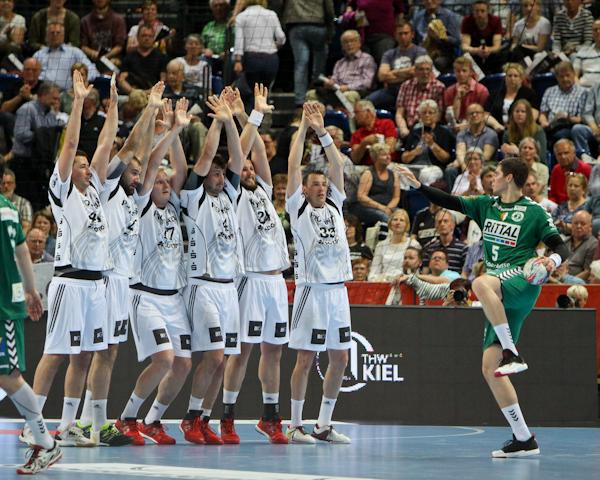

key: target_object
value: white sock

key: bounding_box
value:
[316,396,337,428]
[121,392,145,420]
[92,399,108,432]
[188,395,203,412]
[144,399,169,424]
[202,408,212,419]
[10,384,54,449]
[291,399,304,428]
[58,397,81,432]
[36,394,47,412]
[222,389,239,405]
[501,403,532,441]
[493,324,518,355]
[263,392,279,404]
[79,390,93,426]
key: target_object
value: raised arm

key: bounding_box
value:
[250,132,272,185]
[287,108,309,196]
[240,84,273,158]
[192,97,225,177]
[396,166,466,213]
[169,98,192,194]
[204,94,243,176]
[90,74,119,183]
[57,70,93,182]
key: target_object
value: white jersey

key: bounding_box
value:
[180,171,244,280]
[131,190,187,290]
[237,176,290,273]
[286,183,352,284]
[48,166,111,271]
[102,177,139,278]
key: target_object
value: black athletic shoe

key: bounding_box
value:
[494,349,528,377]
[492,434,540,458]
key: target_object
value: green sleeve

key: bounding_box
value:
[537,204,560,242]
[459,195,488,227]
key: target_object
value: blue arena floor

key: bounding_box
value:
[1,420,599,479]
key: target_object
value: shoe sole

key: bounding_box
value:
[178,425,206,445]
[286,431,316,444]
[139,432,176,445]
[255,425,288,444]
[312,435,351,444]
[494,363,529,377]
[16,449,64,475]
[55,440,96,448]
[492,448,540,458]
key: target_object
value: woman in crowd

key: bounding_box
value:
[175,34,211,90]
[518,136,549,193]
[509,0,551,62]
[28,0,80,51]
[0,0,26,56]
[345,213,373,261]
[552,173,589,236]
[368,209,420,282]
[32,209,56,256]
[500,99,547,161]
[485,63,538,132]
[401,99,455,169]
[355,143,401,226]
[451,147,484,196]
[127,0,172,54]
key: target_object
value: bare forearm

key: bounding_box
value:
[15,243,36,293]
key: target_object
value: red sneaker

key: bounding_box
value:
[201,419,224,445]
[115,418,145,446]
[220,418,240,444]
[256,418,288,444]
[180,416,205,444]
[138,421,176,445]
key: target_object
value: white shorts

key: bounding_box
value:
[184,279,240,355]
[104,273,129,344]
[237,272,289,345]
[44,277,107,355]
[289,283,351,352]
[129,288,192,362]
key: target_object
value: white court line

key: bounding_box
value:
[355,426,485,440]
[0,418,356,425]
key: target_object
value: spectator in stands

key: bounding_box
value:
[271,173,292,245]
[412,0,462,73]
[401,99,455,169]
[350,100,397,165]
[395,55,445,137]
[175,34,211,90]
[28,0,80,51]
[202,0,233,74]
[587,162,600,236]
[588,259,600,283]
[368,209,420,281]
[233,0,285,111]
[32,209,56,255]
[163,59,202,108]
[345,213,373,261]
[119,24,168,94]
[462,237,484,280]
[80,0,127,69]
[571,75,600,158]
[451,147,484,195]
[444,56,490,127]
[422,247,462,282]
[77,88,104,160]
[1,167,32,232]
[549,138,592,204]
[480,164,495,195]
[453,103,499,171]
[26,227,53,263]
[517,136,550,191]
[422,209,467,274]
[261,130,282,174]
[306,29,376,109]
[460,0,504,75]
[552,0,593,58]
[33,21,98,91]
[573,19,600,87]
[540,61,587,148]
[402,246,423,274]
[509,0,551,62]
[354,143,401,226]
[59,62,89,114]
[566,284,588,304]
[524,171,557,213]
[352,258,370,281]
[500,99,546,161]
[366,20,427,112]
[485,63,538,133]
[0,0,25,56]
[553,172,589,235]
[562,210,598,280]
[126,0,172,54]
[283,0,334,107]
[411,201,442,248]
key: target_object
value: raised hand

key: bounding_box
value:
[221,86,245,117]
[109,72,118,107]
[395,165,421,188]
[148,81,165,109]
[254,83,274,114]
[157,98,174,130]
[174,97,191,129]
[206,94,233,123]
[303,102,325,134]
[73,70,93,100]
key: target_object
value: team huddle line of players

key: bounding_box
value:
[1,69,570,474]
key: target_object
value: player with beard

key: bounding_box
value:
[179,92,246,445]
[116,98,193,445]
[286,102,353,444]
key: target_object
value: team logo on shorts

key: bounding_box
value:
[180,334,191,350]
[339,327,351,343]
[209,327,223,343]
[113,319,128,337]
[248,321,263,337]
[152,328,169,345]
[93,328,104,344]
[274,322,287,338]
[311,329,327,345]
[225,333,238,348]
[70,331,81,347]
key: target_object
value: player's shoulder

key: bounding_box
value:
[0,194,16,210]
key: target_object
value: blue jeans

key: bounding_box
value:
[352,203,390,227]
[571,124,594,156]
[239,52,279,113]
[289,24,328,105]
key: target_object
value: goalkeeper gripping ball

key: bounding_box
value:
[523,257,550,285]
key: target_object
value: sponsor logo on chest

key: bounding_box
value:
[482,218,521,247]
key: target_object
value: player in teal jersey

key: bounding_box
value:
[0,162,63,474]
[398,157,570,458]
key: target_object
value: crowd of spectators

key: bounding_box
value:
[3,0,600,307]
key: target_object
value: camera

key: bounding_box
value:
[452,288,468,303]
[556,294,580,308]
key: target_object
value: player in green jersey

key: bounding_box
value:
[0,162,63,474]
[398,157,570,458]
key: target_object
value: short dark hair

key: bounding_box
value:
[38,81,59,96]
[75,150,89,161]
[480,165,496,180]
[302,169,327,186]
[395,19,413,31]
[473,0,489,7]
[500,157,529,188]
[344,213,364,243]
[211,153,227,171]
[405,245,422,261]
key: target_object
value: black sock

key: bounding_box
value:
[184,409,203,420]
[263,403,279,421]
[222,403,235,420]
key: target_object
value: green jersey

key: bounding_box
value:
[0,194,26,320]
[459,195,559,274]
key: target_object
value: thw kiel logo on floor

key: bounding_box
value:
[315,331,404,392]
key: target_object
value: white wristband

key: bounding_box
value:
[549,253,562,268]
[248,109,264,127]
[318,132,333,148]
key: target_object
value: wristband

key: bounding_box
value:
[549,253,562,268]
[318,132,333,148]
[248,109,264,127]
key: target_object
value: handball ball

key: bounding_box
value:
[523,257,550,285]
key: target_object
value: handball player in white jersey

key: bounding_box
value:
[286,102,353,444]
[179,92,246,445]
[115,98,193,445]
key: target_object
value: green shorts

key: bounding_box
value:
[0,318,26,375]
[482,271,541,350]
